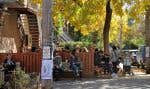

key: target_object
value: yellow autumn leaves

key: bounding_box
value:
[31,0,148,41]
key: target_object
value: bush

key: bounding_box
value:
[15,67,30,88]
[0,80,3,88]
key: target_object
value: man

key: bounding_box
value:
[3,54,16,84]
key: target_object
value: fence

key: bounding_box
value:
[0,48,95,77]
[0,52,42,73]
[58,48,95,77]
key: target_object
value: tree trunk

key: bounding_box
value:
[119,17,123,51]
[145,6,150,74]
[41,0,53,89]
[103,0,112,54]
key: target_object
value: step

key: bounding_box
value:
[29,26,38,28]
[31,34,39,37]
[29,28,38,30]
[32,41,39,43]
[27,16,37,19]
[30,29,39,32]
[28,19,37,23]
[29,24,38,26]
[27,15,36,18]
[28,22,38,25]
[31,35,39,37]
[32,41,39,44]
[32,37,39,40]
[30,31,39,34]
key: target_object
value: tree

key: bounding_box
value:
[103,0,112,54]
[31,0,149,53]
[52,0,124,54]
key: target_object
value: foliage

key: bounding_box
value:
[59,41,92,50]
[15,67,30,88]
[128,0,150,22]
[123,40,139,49]
[0,80,3,88]
[30,0,148,49]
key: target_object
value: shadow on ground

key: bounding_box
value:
[54,75,150,89]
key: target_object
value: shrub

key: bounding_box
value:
[15,67,30,88]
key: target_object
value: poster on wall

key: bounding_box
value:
[41,46,53,79]
[145,47,150,57]
[41,60,53,79]
[43,46,50,59]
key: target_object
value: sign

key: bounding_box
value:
[43,46,50,59]
[41,60,53,79]
[145,47,150,57]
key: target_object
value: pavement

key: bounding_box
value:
[54,71,150,89]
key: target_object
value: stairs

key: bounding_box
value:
[27,14,39,48]
[18,15,26,46]
[58,31,73,42]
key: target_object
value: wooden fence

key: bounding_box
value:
[0,49,95,77]
[58,49,95,77]
[0,52,42,73]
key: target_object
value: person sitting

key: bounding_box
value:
[3,54,16,83]
[69,52,81,80]
[117,57,124,77]
[53,52,63,80]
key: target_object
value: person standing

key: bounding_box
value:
[123,52,132,75]
[111,45,119,74]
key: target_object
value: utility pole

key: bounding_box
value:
[41,0,54,89]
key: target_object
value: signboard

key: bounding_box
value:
[41,60,53,79]
[43,46,50,59]
[145,47,150,57]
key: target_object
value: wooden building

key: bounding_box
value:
[0,1,40,53]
